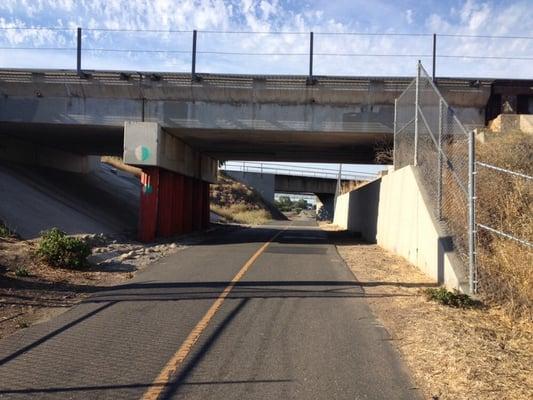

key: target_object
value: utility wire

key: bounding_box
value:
[439,33,533,40]
[438,55,533,60]
[200,30,306,35]
[0,26,532,40]
[0,26,74,31]
[84,28,193,33]
[85,48,190,54]
[0,46,530,60]
[315,32,432,37]
[0,46,77,51]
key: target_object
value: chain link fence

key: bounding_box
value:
[474,155,532,306]
[395,62,476,292]
[394,62,532,297]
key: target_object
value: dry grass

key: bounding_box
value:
[210,172,273,225]
[211,204,271,225]
[340,180,366,194]
[318,222,343,231]
[476,132,532,319]
[332,236,533,400]
[428,131,532,320]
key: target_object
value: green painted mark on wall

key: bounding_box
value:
[142,183,153,195]
[135,145,150,162]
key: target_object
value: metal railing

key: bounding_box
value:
[220,161,377,181]
[394,62,532,295]
[0,26,532,77]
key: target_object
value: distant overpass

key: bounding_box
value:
[222,161,375,199]
[222,162,374,220]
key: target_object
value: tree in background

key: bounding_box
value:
[275,196,309,213]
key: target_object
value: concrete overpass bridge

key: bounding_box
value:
[0,67,527,240]
[222,162,376,219]
[0,69,495,161]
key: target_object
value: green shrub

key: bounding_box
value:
[15,267,30,277]
[0,222,14,238]
[37,228,91,269]
[424,287,480,309]
[17,321,30,329]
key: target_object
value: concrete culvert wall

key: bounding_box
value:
[334,165,468,291]
[0,161,140,239]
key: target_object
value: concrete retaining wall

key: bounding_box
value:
[334,165,468,291]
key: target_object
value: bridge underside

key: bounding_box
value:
[0,122,388,164]
[168,127,386,163]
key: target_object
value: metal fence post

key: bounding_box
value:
[468,129,477,294]
[309,32,313,77]
[332,164,342,214]
[76,27,82,75]
[432,33,436,82]
[413,61,420,166]
[191,29,198,81]
[307,32,316,85]
[393,98,398,169]
[437,98,443,219]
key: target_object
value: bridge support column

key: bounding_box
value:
[172,174,185,236]
[138,167,160,242]
[202,181,210,229]
[157,169,174,238]
[124,121,217,242]
[192,178,202,231]
[316,193,335,221]
[138,169,213,242]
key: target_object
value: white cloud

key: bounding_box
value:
[0,0,530,78]
[405,9,413,25]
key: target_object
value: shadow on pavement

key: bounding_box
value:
[0,301,116,367]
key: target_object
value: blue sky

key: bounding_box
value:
[0,0,531,77]
[0,1,531,176]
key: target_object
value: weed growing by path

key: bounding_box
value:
[14,267,30,277]
[37,228,91,269]
[17,321,29,329]
[424,287,480,308]
[0,221,15,238]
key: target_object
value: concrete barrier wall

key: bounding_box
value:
[334,165,468,291]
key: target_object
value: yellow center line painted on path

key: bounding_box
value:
[141,226,289,400]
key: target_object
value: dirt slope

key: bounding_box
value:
[210,172,285,224]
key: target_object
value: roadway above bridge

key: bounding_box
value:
[0,68,497,163]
